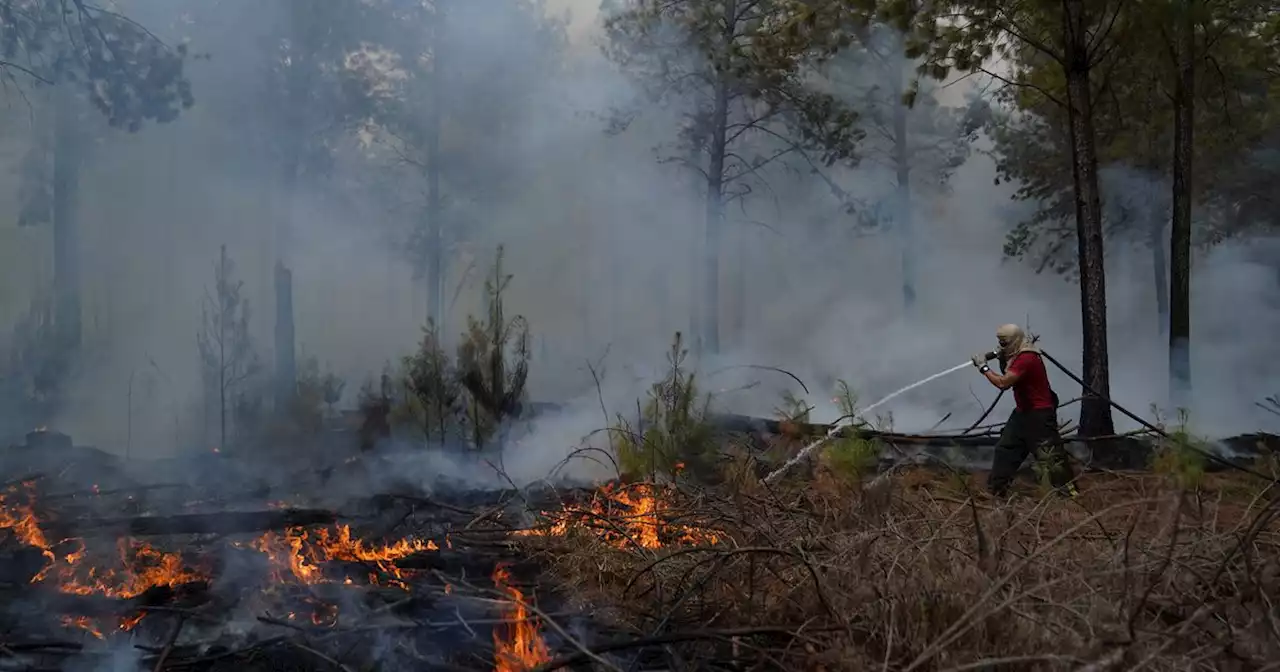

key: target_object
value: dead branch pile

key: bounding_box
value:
[518,464,1280,671]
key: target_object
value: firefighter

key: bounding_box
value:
[971,324,1078,497]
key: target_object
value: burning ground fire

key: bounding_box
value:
[0,481,448,637]
[492,563,551,672]
[512,481,721,550]
[2,476,713,669]
[0,482,204,600]
[246,522,447,589]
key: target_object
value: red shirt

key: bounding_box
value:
[1007,352,1055,412]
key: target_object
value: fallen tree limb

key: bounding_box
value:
[54,509,338,538]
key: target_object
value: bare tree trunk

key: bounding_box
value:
[218,246,228,451]
[891,53,915,314]
[274,164,298,412]
[53,84,82,351]
[1063,0,1116,437]
[426,34,445,332]
[1150,206,1168,335]
[686,128,706,357]
[703,104,727,357]
[1168,0,1195,406]
[273,262,295,408]
[731,224,746,348]
[702,0,736,357]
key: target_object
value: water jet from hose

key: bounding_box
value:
[762,360,972,484]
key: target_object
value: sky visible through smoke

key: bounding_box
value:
[0,0,1275,478]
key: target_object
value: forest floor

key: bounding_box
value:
[5,424,1279,670]
[513,463,1280,670]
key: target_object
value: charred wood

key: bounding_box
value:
[53,509,338,538]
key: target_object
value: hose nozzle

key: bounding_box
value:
[982,350,999,362]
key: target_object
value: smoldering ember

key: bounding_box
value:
[2,1,1280,671]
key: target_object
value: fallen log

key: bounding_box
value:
[0,581,212,624]
[52,509,338,538]
[0,547,50,585]
[708,413,1278,472]
[709,412,1000,447]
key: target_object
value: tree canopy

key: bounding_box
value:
[991,0,1279,274]
[2,0,193,130]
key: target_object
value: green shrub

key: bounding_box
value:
[377,245,531,452]
[613,333,715,481]
[1149,407,1208,490]
[398,321,465,444]
[774,389,812,425]
[826,434,881,484]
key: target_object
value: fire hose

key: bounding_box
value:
[761,348,1276,485]
[1036,349,1275,483]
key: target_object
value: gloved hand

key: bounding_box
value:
[971,351,997,368]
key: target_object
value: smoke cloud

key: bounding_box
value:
[0,0,1274,490]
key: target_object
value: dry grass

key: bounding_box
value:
[519,462,1280,671]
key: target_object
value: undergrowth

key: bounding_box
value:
[366,246,531,452]
[1149,406,1209,490]
[611,333,715,481]
[514,336,1280,670]
[526,463,1280,670]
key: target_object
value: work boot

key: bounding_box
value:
[982,485,1011,501]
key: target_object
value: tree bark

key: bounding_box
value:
[273,262,296,410]
[1062,0,1116,437]
[686,128,706,357]
[274,7,309,414]
[701,0,736,357]
[53,84,82,352]
[731,222,746,347]
[426,37,445,332]
[218,246,228,451]
[891,52,915,314]
[274,158,299,412]
[703,95,729,350]
[1168,0,1194,406]
[1150,209,1169,335]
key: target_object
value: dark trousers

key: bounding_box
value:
[986,408,1076,496]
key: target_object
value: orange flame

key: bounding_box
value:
[119,612,146,631]
[61,615,104,640]
[0,483,57,567]
[56,539,206,598]
[492,564,550,671]
[513,481,719,549]
[1,484,206,599]
[2,485,453,640]
[246,524,441,589]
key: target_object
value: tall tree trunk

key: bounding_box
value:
[426,40,445,332]
[702,0,736,357]
[1150,208,1169,335]
[686,128,706,357]
[891,52,915,314]
[703,102,727,357]
[273,262,295,409]
[1062,0,1116,437]
[274,161,299,411]
[731,224,746,348]
[218,246,228,451]
[53,84,82,352]
[273,0,323,410]
[1168,1,1194,406]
